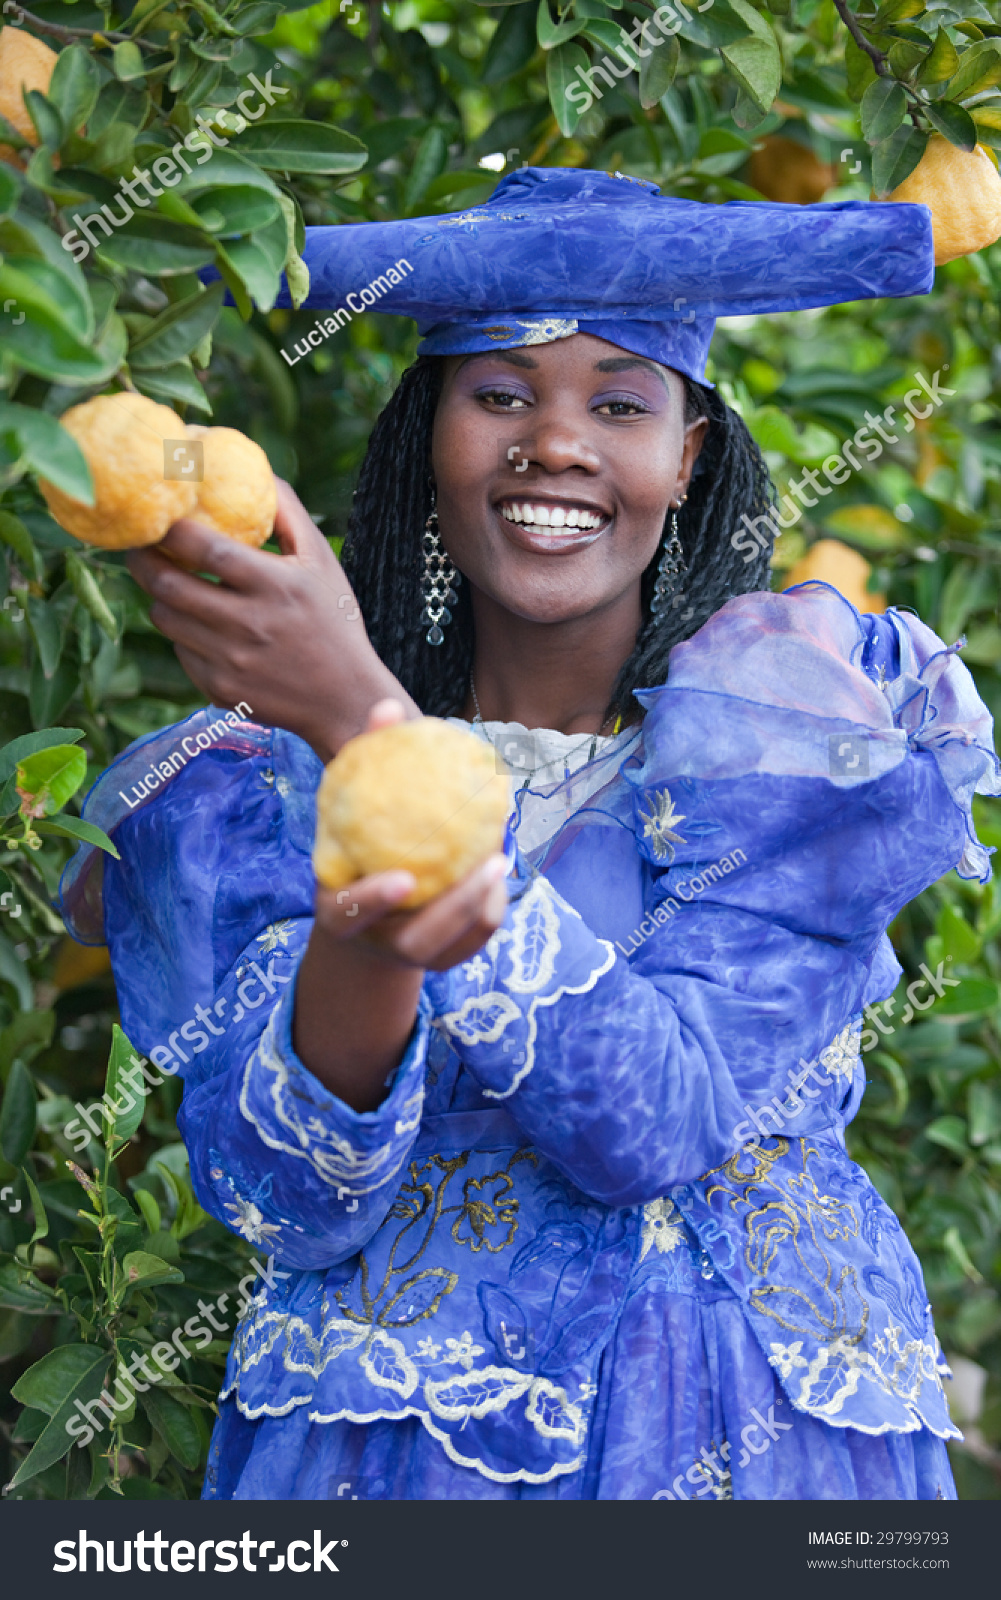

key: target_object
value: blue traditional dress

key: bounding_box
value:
[61,582,999,1500]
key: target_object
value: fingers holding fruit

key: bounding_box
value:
[314,853,509,972]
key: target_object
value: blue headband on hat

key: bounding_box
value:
[282,166,934,384]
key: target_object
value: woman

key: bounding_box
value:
[62,169,998,1499]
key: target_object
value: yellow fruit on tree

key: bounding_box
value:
[748,135,833,206]
[187,426,276,548]
[889,135,1001,265]
[782,538,886,614]
[39,393,199,550]
[314,718,512,909]
[0,25,57,159]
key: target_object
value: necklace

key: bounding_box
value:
[469,677,619,788]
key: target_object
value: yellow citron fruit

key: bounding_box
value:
[39,393,199,550]
[314,718,512,910]
[186,425,277,548]
[782,538,886,615]
[748,135,833,206]
[39,395,277,550]
[889,135,1001,265]
[0,25,57,158]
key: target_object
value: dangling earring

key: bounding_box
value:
[650,503,687,620]
[420,488,460,647]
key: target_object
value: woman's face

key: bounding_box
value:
[431,332,707,627]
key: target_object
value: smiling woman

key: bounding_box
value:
[63,167,1001,1503]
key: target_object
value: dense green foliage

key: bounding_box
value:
[0,0,1000,1498]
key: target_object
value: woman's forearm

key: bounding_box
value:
[292,924,424,1111]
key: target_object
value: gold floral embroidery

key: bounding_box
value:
[334,1148,535,1329]
[704,1137,866,1345]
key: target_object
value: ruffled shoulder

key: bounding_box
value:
[634,581,1000,883]
[59,706,323,1003]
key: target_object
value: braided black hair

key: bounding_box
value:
[342,356,776,722]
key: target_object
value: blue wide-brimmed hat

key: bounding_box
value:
[283,166,934,384]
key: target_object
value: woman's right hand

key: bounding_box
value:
[126,478,419,762]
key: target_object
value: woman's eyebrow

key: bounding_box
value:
[457,350,539,372]
[593,356,669,389]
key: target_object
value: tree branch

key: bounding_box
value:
[832,0,889,76]
[12,9,160,53]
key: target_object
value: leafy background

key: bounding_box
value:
[1,0,1000,1499]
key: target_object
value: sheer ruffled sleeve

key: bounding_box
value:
[424,582,1000,1202]
[59,708,429,1269]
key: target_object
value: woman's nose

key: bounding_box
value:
[513,417,601,475]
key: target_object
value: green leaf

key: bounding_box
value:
[0,1060,36,1165]
[113,40,146,84]
[861,77,907,144]
[949,40,1001,100]
[918,27,960,86]
[640,32,679,107]
[128,279,225,369]
[9,1344,111,1489]
[875,0,925,22]
[942,1224,983,1283]
[547,42,590,138]
[0,1008,55,1074]
[925,1115,969,1156]
[0,162,20,218]
[140,1385,201,1469]
[29,654,79,731]
[888,38,931,77]
[25,597,62,680]
[93,216,216,277]
[482,2,539,85]
[0,930,32,1011]
[936,902,982,963]
[134,1189,162,1234]
[721,30,783,115]
[278,191,309,310]
[16,744,86,816]
[23,1168,48,1251]
[403,126,447,212]
[120,1250,185,1291]
[229,120,367,175]
[0,268,109,386]
[846,35,878,102]
[187,185,281,237]
[132,361,212,413]
[0,728,85,786]
[537,0,586,50]
[925,99,978,150]
[65,553,118,643]
[0,1261,56,1313]
[104,1023,148,1145]
[12,1342,104,1414]
[23,89,64,153]
[0,400,93,499]
[232,2,282,34]
[35,814,120,859]
[871,123,928,194]
[0,509,40,579]
[48,44,101,136]
[930,976,1000,1016]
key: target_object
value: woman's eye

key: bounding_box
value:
[477,388,530,409]
[594,398,651,417]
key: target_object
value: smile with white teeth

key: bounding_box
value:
[498,502,607,531]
